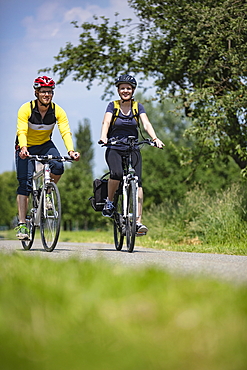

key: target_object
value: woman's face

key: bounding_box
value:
[118,83,134,101]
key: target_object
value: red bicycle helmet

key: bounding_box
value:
[33,76,55,89]
[115,74,137,88]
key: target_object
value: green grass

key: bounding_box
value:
[1,226,247,256]
[0,253,246,370]
[2,183,247,255]
[59,229,247,255]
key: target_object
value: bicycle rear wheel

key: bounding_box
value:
[125,179,137,253]
[40,182,61,252]
[113,189,124,251]
[21,195,36,250]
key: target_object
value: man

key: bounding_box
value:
[15,76,80,240]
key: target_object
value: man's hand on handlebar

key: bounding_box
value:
[19,146,30,159]
[68,151,81,161]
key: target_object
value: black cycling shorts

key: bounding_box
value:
[16,140,64,196]
[105,148,142,187]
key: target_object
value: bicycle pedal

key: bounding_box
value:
[17,235,30,241]
[136,231,147,236]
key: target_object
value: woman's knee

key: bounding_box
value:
[110,170,122,181]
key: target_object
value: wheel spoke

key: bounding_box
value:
[125,179,137,253]
[113,188,124,250]
[21,194,35,250]
[40,183,61,252]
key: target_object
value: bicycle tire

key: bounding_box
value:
[40,182,61,252]
[125,179,137,253]
[113,190,124,251]
[21,195,36,250]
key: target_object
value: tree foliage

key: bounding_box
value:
[41,0,247,171]
[0,172,18,227]
[135,92,190,144]
[74,118,94,172]
[58,119,108,230]
[140,96,242,208]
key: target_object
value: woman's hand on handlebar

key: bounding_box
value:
[98,137,108,145]
[153,137,165,149]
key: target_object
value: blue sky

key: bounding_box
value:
[0,0,138,177]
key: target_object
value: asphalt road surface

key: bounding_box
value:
[0,239,246,285]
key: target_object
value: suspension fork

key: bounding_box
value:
[135,176,139,218]
[32,163,51,226]
[123,175,128,218]
[122,175,139,219]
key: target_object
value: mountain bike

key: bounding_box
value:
[99,136,157,253]
[21,155,73,252]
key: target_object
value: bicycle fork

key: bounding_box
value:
[32,187,46,227]
[122,175,139,219]
[31,163,51,227]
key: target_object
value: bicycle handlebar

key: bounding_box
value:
[28,155,73,162]
[98,138,159,148]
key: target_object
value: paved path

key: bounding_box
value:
[0,239,246,285]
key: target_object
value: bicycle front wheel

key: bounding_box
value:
[40,182,61,252]
[21,194,36,250]
[125,179,137,253]
[113,189,124,251]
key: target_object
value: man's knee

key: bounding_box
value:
[16,170,33,195]
[17,181,32,196]
[50,162,64,175]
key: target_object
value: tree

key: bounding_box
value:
[41,0,247,171]
[135,92,191,145]
[0,171,18,227]
[140,96,241,207]
[58,119,108,229]
[74,118,94,172]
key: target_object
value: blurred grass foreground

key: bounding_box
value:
[0,253,246,370]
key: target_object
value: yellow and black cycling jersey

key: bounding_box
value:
[16,100,74,152]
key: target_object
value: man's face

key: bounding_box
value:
[36,87,54,105]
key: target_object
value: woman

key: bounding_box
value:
[99,74,164,234]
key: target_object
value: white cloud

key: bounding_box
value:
[63,6,100,23]
[22,8,65,41]
[21,0,137,42]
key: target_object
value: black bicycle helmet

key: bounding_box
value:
[115,74,137,88]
